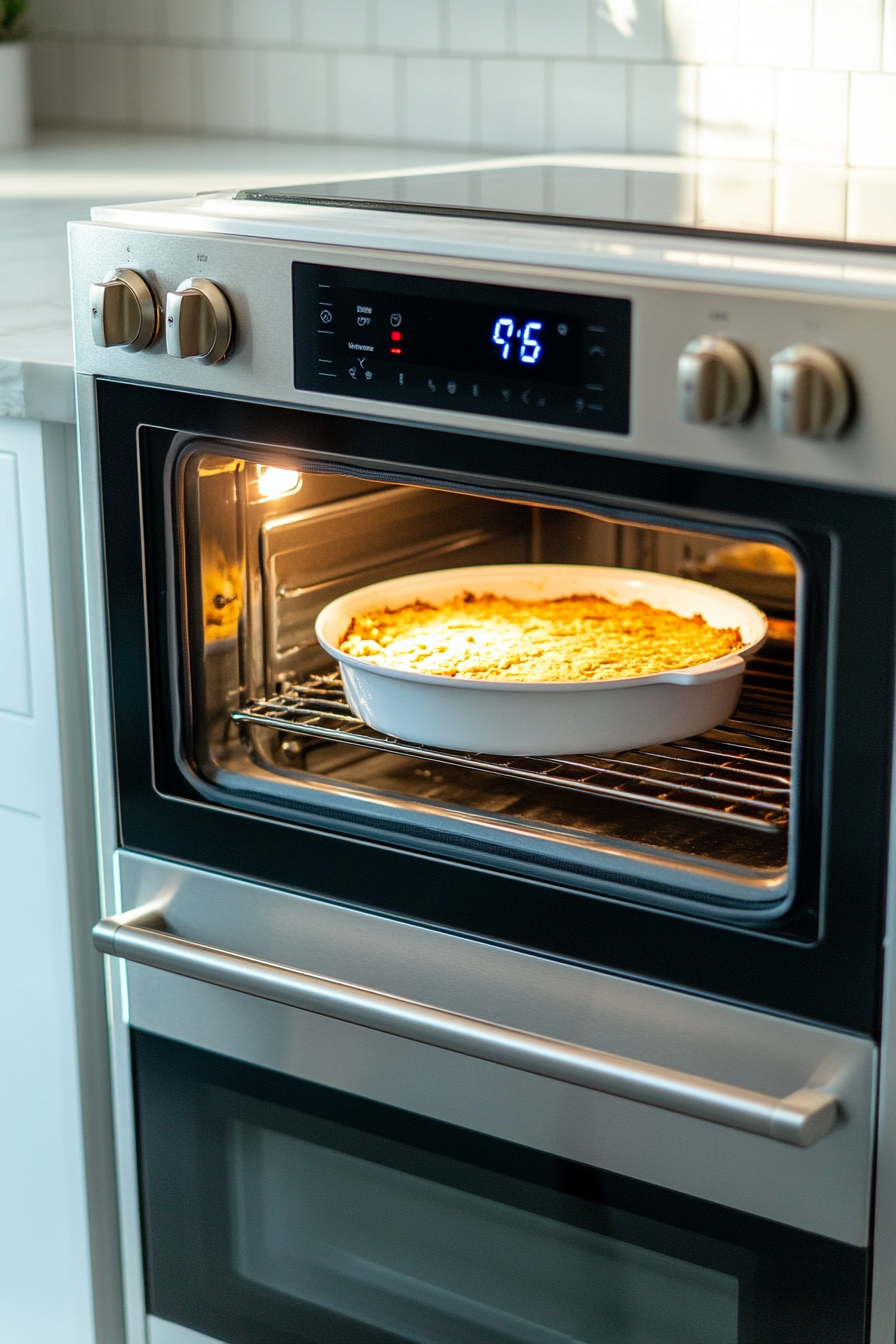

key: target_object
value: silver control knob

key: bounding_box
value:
[769,345,852,439]
[89,268,160,351]
[677,337,755,426]
[165,277,233,365]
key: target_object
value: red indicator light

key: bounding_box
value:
[391,331,402,341]
[390,348,401,354]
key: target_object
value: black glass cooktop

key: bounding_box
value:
[236,156,896,253]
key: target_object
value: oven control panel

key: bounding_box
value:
[292,263,632,435]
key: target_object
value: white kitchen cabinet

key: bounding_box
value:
[0,416,120,1344]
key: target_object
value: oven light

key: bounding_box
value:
[257,467,302,498]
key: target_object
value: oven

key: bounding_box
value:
[70,174,896,1344]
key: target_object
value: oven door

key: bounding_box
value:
[87,379,896,1035]
[111,853,874,1344]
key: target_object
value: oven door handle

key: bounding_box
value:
[94,901,839,1148]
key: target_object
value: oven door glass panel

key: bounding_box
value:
[231,1121,738,1344]
[133,1032,867,1344]
[174,441,799,919]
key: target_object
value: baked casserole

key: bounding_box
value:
[340,590,745,683]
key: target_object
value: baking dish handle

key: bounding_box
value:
[661,653,746,685]
[94,900,838,1148]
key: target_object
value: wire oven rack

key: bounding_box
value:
[232,654,792,834]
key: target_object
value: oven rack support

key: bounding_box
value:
[232,656,792,834]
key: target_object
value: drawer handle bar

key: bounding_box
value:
[94,902,838,1148]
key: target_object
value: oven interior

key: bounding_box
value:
[176,445,799,917]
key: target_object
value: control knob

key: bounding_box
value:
[769,345,852,438]
[165,277,233,365]
[677,336,755,426]
[89,268,160,351]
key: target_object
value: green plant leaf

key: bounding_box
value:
[0,0,29,41]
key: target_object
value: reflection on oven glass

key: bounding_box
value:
[229,1120,738,1344]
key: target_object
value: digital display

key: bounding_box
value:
[293,264,630,434]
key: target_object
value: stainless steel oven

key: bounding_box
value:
[71,159,896,1344]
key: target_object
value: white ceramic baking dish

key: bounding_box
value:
[315,564,769,756]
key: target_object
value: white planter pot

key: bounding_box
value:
[0,42,31,151]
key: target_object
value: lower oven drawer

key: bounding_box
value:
[107,852,875,1344]
[133,1031,867,1344]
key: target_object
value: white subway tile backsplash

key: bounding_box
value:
[264,49,330,137]
[33,0,103,37]
[630,63,697,154]
[814,0,883,72]
[27,0,59,37]
[446,0,508,53]
[478,57,546,149]
[591,0,663,62]
[849,73,896,166]
[162,0,227,42]
[231,0,295,44]
[698,65,774,161]
[102,0,163,40]
[136,44,194,128]
[73,41,130,124]
[776,70,849,164]
[31,0,896,171]
[302,0,371,49]
[375,0,440,51]
[335,52,398,139]
[550,60,626,150]
[513,0,588,58]
[404,57,472,144]
[198,46,260,133]
[885,0,896,70]
[663,0,738,65]
[29,41,72,124]
[737,0,812,69]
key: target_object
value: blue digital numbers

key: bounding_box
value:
[520,320,543,365]
[492,316,515,361]
[491,316,544,366]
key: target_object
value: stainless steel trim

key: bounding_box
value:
[95,898,837,1148]
[869,672,896,1341]
[69,222,896,495]
[75,375,148,1344]
[113,852,876,1243]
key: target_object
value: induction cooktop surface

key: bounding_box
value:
[234,154,896,253]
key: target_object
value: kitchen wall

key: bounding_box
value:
[28,0,896,170]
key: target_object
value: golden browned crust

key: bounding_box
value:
[339,591,744,682]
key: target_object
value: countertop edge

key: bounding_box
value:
[0,357,76,424]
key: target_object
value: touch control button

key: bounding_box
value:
[89,268,160,351]
[769,344,852,439]
[165,277,233,364]
[677,336,755,426]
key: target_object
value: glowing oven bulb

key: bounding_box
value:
[257,467,301,498]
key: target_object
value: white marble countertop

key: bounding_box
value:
[0,131,467,423]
